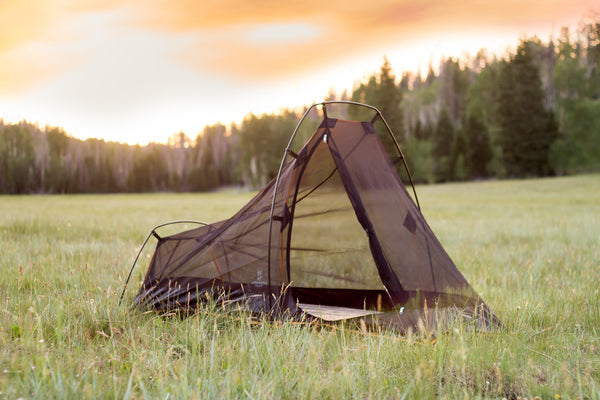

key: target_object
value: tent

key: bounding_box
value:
[122,101,500,332]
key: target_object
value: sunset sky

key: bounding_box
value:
[0,0,597,144]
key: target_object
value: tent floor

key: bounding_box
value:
[297,302,383,321]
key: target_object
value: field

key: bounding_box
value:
[1,175,599,399]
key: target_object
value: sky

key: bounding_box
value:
[0,0,597,145]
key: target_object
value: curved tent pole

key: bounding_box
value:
[265,101,421,310]
[266,103,319,310]
[312,101,420,209]
[370,110,422,211]
[119,220,208,304]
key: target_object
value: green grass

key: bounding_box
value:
[1,176,599,399]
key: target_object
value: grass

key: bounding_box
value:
[1,176,599,399]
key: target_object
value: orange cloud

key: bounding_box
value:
[129,0,597,80]
[132,1,400,80]
[1,0,597,94]
[0,0,126,94]
[0,1,56,53]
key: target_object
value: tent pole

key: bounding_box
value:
[266,101,422,310]
[119,220,208,305]
[267,103,319,311]
[372,112,422,211]
[318,101,421,211]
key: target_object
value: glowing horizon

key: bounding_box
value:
[0,0,597,145]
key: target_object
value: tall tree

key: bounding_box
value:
[464,114,493,177]
[238,111,296,187]
[497,40,559,176]
[432,107,455,182]
[351,58,404,148]
[46,127,70,192]
[439,58,470,126]
[451,129,469,181]
[583,18,600,98]
[190,124,230,191]
[0,123,36,193]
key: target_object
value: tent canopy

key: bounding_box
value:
[124,102,500,332]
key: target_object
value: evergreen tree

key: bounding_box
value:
[439,58,469,125]
[584,20,600,98]
[466,60,500,131]
[425,64,437,86]
[192,126,220,191]
[350,58,404,148]
[432,107,455,182]
[377,57,404,145]
[464,114,493,178]
[497,40,559,176]
[451,129,469,181]
[0,123,36,193]
[46,127,69,193]
[238,112,295,187]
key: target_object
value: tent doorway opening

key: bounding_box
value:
[287,137,381,291]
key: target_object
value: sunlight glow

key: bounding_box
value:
[0,0,594,145]
[245,23,321,44]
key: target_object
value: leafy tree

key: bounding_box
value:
[550,98,600,173]
[550,22,600,173]
[554,28,589,104]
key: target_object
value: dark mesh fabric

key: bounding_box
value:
[135,167,296,312]
[133,106,499,331]
[285,127,381,290]
[325,119,471,295]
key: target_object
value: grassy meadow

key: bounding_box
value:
[1,175,599,399]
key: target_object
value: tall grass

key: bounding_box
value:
[1,176,599,399]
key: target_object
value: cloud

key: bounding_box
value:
[1,0,597,144]
[0,0,129,94]
[127,0,596,80]
[0,1,56,53]
[2,0,596,92]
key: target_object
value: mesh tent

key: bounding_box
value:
[122,102,500,332]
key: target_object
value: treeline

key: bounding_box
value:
[349,18,600,182]
[0,112,301,194]
[1,18,599,194]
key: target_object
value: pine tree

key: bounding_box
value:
[451,129,469,181]
[439,58,469,125]
[465,114,493,177]
[432,107,455,182]
[378,57,404,144]
[350,57,404,148]
[497,40,559,176]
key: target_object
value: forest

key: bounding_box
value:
[1,18,598,194]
